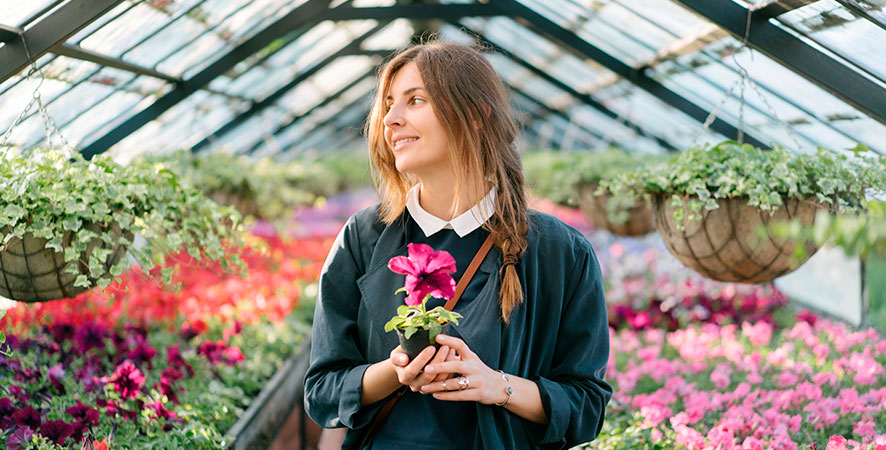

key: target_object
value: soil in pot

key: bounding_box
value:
[396,322,451,360]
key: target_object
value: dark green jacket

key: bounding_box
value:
[304,204,612,449]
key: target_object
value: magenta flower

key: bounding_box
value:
[12,405,41,429]
[39,419,75,446]
[108,360,145,400]
[65,400,99,427]
[388,243,457,305]
[0,397,16,429]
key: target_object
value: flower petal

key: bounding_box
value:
[388,255,418,276]
[424,249,456,275]
[419,271,457,300]
[406,243,435,270]
[404,290,424,306]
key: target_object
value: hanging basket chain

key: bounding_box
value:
[0,32,73,157]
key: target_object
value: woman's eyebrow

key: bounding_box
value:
[385,86,425,100]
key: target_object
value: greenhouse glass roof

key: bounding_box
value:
[1,0,884,160]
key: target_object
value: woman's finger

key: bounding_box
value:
[389,346,409,367]
[401,346,436,381]
[434,334,476,360]
[423,360,464,376]
[431,388,481,402]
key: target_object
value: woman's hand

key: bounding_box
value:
[389,344,452,392]
[418,334,509,406]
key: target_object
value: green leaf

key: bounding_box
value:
[161,266,175,284]
[404,326,419,339]
[74,274,91,288]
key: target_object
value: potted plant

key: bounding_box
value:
[0,148,244,302]
[605,141,886,283]
[577,149,669,237]
[383,243,462,359]
[522,151,582,208]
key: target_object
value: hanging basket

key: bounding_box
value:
[578,183,654,237]
[653,195,822,283]
[209,190,261,219]
[0,223,131,303]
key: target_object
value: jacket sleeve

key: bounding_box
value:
[528,244,613,448]
[303,214,384,430]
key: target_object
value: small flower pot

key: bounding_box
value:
[396,322,450,361]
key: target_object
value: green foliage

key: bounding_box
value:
[771,200,886,260]
[147,151,371,220]
[523,151,583,207]
[523,148,668,210]
[384,295,462,344]
[603,141,886,226]
[0,149,244,297]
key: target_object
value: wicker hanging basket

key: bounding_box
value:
[653,195,822,283]
[578,183,654,236]
[0,223,130,303]
[209,190,261,219]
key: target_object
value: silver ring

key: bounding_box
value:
[457,376,469,390]
[442,380,448,390]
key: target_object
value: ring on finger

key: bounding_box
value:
[457,376,469,391]
[442,380,448,390]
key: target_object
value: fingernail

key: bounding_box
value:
[425,365,435,374]
[425,347,435,355]
[420,385,428,392]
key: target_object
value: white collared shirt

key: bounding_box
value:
[406,184,495,238]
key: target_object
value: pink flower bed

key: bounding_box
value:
[588,314,886,449]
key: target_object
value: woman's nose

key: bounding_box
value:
[383,104,403,128]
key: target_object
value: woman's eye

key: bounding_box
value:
[411,97,425,105]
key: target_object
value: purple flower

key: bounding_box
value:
[127,335,157,369]
[39,419,75,446]
[65,400,99,427]
[49,322,76,345]
[167,344,194,377]
[388,243,457,306]
[13,405,41,429]
[5,426,33,450]
[48,363,66,395]
[0,397,17,429]
[74,322,108,353]
[8,385,28,403]
[107,360,145,400]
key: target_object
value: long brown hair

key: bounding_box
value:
[365,41,528,323]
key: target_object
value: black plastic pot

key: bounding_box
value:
[396,322,450,360]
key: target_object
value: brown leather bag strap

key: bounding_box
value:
[359,233,495,449]
[445,233,495,311]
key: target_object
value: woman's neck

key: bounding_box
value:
[418,178,481,221]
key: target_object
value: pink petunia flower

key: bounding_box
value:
[108,360,145,400]
[388,243,457,305]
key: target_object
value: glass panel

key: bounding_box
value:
[0,1,63,28]
[78,2,186,57]
[845,0,886,27]
[779,0,886,82]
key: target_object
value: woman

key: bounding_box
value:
[304,41,611,449]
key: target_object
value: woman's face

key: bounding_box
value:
[383,62,452,181]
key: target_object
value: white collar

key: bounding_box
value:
[406,184,495,238]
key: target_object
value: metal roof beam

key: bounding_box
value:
[192,20,390,152]
[79,0,334,159]
[455,23,677,151]
[490,0,768,148]
[0,0,124,83]
[318,3,500,21]
[52,43,182,83]
[244,68,376,156]
[674,0,886,126]
[751,0,819,19]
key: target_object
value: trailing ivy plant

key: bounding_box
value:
[0,148,245,295]
[602,141,886,226]
[771,199,886,260]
